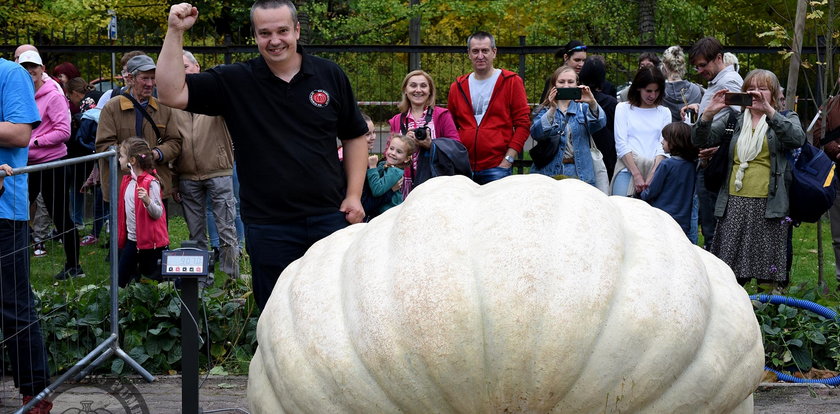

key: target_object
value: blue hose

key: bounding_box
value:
[750,294,840,385]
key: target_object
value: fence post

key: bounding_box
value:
[409,0,421,71]
[518,36,526,81]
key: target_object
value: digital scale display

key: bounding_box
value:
[161,249,210,277]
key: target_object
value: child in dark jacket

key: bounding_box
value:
[641,122,698,238]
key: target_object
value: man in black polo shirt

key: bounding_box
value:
[157,0,368,310]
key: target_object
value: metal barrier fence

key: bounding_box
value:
[1,149,154,413]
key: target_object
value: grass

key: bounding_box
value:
[29,215,249,300]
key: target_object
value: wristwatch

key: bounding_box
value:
[504,155,515,163]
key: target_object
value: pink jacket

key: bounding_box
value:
[388,106,460,196]
[387,106,459,140]
[29,80,70,164]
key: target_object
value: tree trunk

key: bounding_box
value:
[637,0,656,46]
[786,0,807,109]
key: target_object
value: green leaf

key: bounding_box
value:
[790,346,813,372]
[128,346,150,365]
[167,345,182,365]
[211,343,227,359]
[209,365,229,376]
[806,330,827,345]
[111,358,125,374]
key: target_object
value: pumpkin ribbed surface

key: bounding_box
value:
[248,175,764,414]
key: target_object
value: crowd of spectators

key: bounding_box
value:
[0,0,829,411]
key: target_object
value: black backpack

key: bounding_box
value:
[787,142,837,223]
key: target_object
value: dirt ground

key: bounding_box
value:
[0,377,838,413]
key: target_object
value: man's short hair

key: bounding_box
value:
[467,31,496,50]
[183,50,199,66]
[250,0,298,28]
[688,36,723,64]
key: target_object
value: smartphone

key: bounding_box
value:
[555,87,582,101]
[724,92,753,107]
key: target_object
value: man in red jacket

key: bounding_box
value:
[447,31,531,184]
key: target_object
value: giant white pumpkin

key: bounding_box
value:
[248,175,764,413]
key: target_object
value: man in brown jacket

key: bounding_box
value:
[174,51,239,281]
[96,55,182,209]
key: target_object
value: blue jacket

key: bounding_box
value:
[530,101,606,185]
[640,156,697,237]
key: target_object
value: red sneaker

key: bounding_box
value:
[22,395,52,414]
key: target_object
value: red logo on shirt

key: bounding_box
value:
[309,90,330,107]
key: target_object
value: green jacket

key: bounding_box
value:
[692,110,805,219]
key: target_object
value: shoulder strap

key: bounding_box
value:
[400,107,435,135]
[122,93,162,144]
[722,111,739,142]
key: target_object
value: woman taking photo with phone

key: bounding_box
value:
[692,69,804,289]
[530,66,606,189]
[611,66,672,196]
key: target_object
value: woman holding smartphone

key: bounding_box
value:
[692,69,804,289]
[611,66,672,196]
[530,66,606,188]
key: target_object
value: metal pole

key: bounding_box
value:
[108,146,155,382]
[408,0,421,71]
[181,279,200,414]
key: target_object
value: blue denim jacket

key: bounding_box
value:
[530,101,606,185]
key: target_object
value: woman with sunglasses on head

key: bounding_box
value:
[540,41,588,102]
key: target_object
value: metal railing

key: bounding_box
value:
[1,148,155,414]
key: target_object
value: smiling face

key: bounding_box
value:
[253,5,301,68]
[364,120,376,151]
[638,83,661,108]
[385,138,411,166]
[21,62,43,86]
[554,69,578,89]
[468,37,496,76]
[404,74,431,109]
[565,51,587,74]
[693,54,725,81]
[129,70,156,101]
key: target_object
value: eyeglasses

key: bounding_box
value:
[566,45,587,55]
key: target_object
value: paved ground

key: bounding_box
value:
[0,375,249,414]
[0,377,838,413]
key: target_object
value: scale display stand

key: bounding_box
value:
[161,243,211,414]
